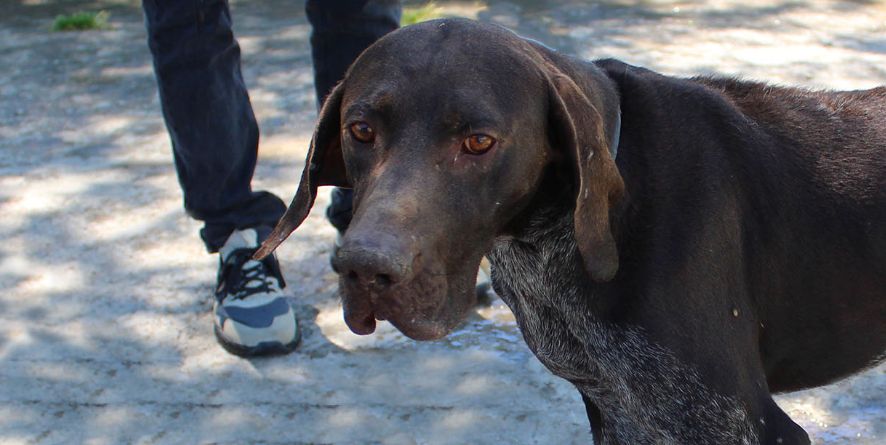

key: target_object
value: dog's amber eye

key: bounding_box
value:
[349,122,375,143]
[463,134,496,154]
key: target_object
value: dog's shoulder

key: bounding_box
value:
[693,77,886,200]
[692,77,886,132]
[595,58,885,186]
[595,58,885,140]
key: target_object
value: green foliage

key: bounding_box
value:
[401,3,444,26]
[52,11,110,32]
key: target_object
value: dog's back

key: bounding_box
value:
[698,78,886,203]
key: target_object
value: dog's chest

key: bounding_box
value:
[489,231,758,445]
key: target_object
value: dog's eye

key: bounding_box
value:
[349,122,375,143]
[463,134,496,154]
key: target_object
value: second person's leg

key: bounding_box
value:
[305,0,402,233]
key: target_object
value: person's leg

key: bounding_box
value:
[143,0,298,356]
[144,0,286,252]
[306,0,402,233]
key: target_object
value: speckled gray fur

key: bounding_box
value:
[488,205,758,444]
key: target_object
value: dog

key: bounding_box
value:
[255,19,886,444]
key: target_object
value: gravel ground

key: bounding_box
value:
[0,1,883,444]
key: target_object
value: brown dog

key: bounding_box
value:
[256,19,886,444]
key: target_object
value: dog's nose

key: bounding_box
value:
[332,236,415,289]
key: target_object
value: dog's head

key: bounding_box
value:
[255,19,623,340]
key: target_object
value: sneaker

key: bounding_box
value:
[213,228,300,356]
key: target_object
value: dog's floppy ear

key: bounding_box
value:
[546,70,625,282]
[254,84,348,259]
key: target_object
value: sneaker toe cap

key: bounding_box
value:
[215,297,298,347]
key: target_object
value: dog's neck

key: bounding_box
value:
[491,174,613,296]
[489,162,635,322]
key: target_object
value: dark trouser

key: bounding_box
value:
[306,0,401,233]
[143,0,400,252]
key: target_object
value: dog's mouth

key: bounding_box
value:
[343,307,450,341]
[339,270,475,341]
[341,296,454,341]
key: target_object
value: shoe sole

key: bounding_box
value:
[213,324,302,358]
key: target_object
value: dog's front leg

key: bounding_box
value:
[580,392,605,444]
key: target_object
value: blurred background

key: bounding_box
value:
[1,1,884,444]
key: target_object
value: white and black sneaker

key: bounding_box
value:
[213,228,300,356]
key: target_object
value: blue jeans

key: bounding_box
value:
[143,0,400,251]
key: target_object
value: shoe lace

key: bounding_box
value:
[216,249,287,301]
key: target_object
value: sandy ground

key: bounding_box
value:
[0,1,883,444]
